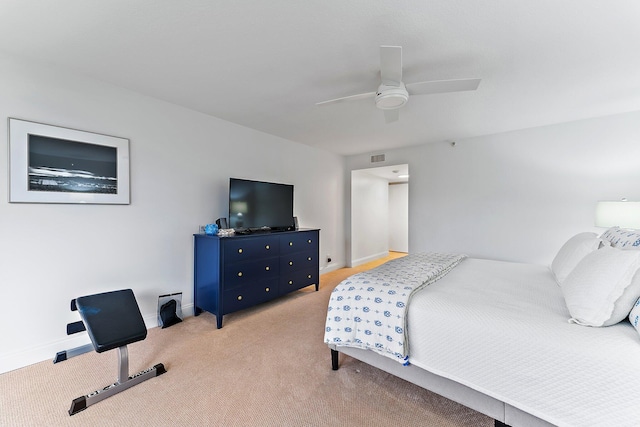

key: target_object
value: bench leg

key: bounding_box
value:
[53,344,94,364]
[69,363,166,415]
[68,344,166,416]
[118,346,129,384]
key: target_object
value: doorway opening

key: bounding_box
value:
[350,164,408,267]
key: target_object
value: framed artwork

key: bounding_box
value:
[8,118,130,204]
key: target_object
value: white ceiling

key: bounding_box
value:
[1,1,640,156]
[360,164,409,183]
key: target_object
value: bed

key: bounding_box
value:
[325,227,640,427]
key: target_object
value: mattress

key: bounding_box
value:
[406,258,640,427]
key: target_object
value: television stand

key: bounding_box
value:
[193,229,320,328]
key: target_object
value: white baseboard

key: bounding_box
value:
[0,303,195,375]
[320,263,344,274]
[349,251,389,268]
[0,332,96,374]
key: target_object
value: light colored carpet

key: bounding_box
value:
[0,253,492,426]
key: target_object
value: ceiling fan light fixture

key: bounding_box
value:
[375,83,409,110]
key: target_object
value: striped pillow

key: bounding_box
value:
[630,297,640,337]
[601,227,640,249]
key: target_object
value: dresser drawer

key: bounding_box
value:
[223,236,280,263]
[279,231,318,255]
[280,251,318,273]
[223,279,278,314]
[280,269,318,293]
[223,257,279,289]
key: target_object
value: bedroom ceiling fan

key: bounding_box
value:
[316,46,481,123]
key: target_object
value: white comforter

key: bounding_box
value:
[407,258,640,427]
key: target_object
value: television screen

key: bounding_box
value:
[228,178,294,231]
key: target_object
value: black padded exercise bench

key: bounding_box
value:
[64,289,166,415]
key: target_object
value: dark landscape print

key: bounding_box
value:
[28,135,118,194]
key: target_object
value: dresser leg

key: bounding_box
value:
[216,315,223,329]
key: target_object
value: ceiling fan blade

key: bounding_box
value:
[384,109,399,123]
[315,91,376,106]
[380,45,402,86]
[406,78,481,95]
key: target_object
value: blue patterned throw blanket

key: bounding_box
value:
[324,252,466,364]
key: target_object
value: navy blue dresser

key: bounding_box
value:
[194,229,320,328]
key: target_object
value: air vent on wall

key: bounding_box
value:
[371,154,386,163]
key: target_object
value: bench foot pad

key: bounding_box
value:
[68,363,166,415]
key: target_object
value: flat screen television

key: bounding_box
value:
[228,178,294,232]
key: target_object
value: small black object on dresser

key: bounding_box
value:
[215,217,228,229]
[193,229,320,328]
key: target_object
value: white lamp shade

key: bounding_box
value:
[595,201,640,228]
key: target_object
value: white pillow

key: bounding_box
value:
[561,246,640,326]
[629,297,640,336]
[551,232,601,284]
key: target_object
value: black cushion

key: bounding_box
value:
[76,289,147,353]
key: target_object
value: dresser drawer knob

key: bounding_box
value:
[237,272,243,277]
[308,257,312,261]
[265,287,270,292]
[307,239,312,243]
[289,242,293,246]
[289,261,293,266]
[288,280,293,285]
[308,274,312,279]
[265,245,270,250]
[265,266,270,271]
[238,248,243,254]
[237,295,243,301]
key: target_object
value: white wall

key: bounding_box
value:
[0,52,346,373]
[347,110,640,265]
[350,170,389,266]
[389,183,409,252]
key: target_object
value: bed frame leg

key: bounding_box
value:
[331,349,339,370]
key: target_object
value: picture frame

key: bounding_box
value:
[8,118,130,204]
